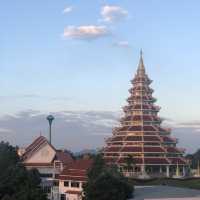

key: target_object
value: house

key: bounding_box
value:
[59,158,93,200]
[22,136,74,200]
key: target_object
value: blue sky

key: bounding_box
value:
[1,0,200,123]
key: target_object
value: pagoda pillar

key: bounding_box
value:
[141,165,145,174]
[159,166,162,173]
[183,166,186,176]
[166,165,170,177]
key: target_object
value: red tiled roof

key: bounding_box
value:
[161,136,176,143]
[144,132,157,135]
[105,147,121,152]
[118,125,158,132]
[118,126,130,131]
[166,147,182,153]
[117,157,143,164]
[126,136,142,141]
[122,115,160,122]
[132,77,151,83]
[127,96,152,101]
[59,159,92,181]
[144,158,170,164]
[143,136,161,142]
[55,150,74,166]
[169,157,187,165]
[121,146,142,152]
[111,136,124,142]
[24,163,53,167]
[128,126,142,131]
[144,146,165,153]
[130,86,153,92]
[143,126,157,131]
[65,159,93,170]
[65,190,82,195]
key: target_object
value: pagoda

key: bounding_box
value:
[103,51,188,178]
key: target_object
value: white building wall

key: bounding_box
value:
[59,180,83,200]
[25,143,56,163]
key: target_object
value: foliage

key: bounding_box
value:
[124,154,135,172]
[0,141,19,172]
[0,141,47,200]
[186,149,200,169]
[83,154,134,200]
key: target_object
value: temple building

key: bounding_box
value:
[22,136,74,200]
[21,136,92,200]
[103,51,188,178]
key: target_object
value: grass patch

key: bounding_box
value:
[130,178,200,190]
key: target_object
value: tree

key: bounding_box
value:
[124,154,135,172]
[0,142,19,172]
[83,154,134,200]
[0,141,47,200]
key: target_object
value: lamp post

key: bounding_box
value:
[46,115,54,144]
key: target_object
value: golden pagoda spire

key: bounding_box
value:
[137,49,145,75]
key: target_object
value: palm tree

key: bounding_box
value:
[124,154,135,176]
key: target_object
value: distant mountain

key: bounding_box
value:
[74,149,98,156]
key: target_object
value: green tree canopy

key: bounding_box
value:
[83,154,134,200]
[0,141,47,200]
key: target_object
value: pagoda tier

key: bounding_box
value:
[103,51,188,177]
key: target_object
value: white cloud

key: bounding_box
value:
[101,5,128,22]
[63,25,110,40]
[63,6,73,14]
[113,41,130,48]
[0,128,14,134]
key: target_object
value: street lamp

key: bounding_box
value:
[46,115,55,144]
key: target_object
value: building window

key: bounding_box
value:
[60,194,66,200]
[71,181,80,188]
[55,161,62,169]
[42,186,51,193]
[54,180,59,186]
[64,181,69,187]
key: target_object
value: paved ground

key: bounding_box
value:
[133,185,200,200]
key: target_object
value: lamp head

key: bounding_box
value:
[47,115,54,125]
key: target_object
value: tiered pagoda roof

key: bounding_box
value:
[103,51,187,167]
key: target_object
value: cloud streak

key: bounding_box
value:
[63,25,110,40]
[101,5,128,22]
[63,6,73,14]
[0,94,71,102]
[113,41,130,48]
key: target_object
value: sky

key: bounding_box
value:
[0,0,200,152]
